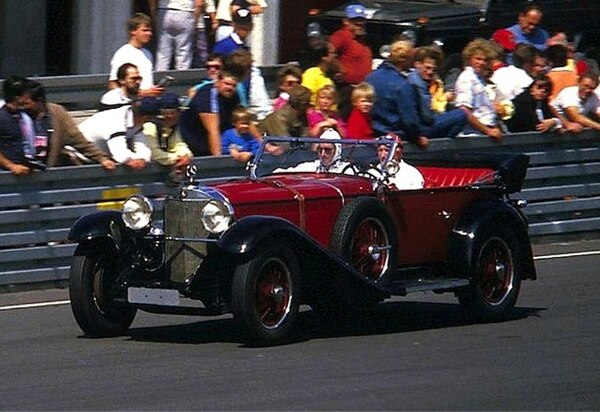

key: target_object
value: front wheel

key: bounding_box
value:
[457,226,522,321]
[231,244,301,345]
[69,253,136,337]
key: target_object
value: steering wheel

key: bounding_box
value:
[341,162,382,180]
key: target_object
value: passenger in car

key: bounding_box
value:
[376,134,423,191]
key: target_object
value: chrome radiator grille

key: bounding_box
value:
[164,199,209,283]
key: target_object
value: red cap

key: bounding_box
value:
[492,29,516,52]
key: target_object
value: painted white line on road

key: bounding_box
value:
[534,250,600,260]
[0,300,70,311]
[1,250,600,311]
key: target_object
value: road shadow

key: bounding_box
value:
[125,300,546,347]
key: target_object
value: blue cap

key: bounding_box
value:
[345,3,366,19]
[137,97,160,115]
[159,93,180,109]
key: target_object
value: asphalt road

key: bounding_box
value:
[1,239,599,411]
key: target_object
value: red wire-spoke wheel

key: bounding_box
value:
[458,226,522,321]
[475,237,514,305]
[349,218,390,281]
[330,197,397,284]
[253,257,293,329]
[232,244,301,345]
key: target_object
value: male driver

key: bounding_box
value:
[108,13,164,97]
[180,70,240,156]
[506,5,549,52]
[101,63,142,107]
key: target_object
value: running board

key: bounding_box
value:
[381,278,470,296]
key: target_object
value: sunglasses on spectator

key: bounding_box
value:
[207,64,222,69]
[284,79,300,86]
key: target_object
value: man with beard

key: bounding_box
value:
[180,70,240,156]
[100,63,143,108]
[21,80,116,169]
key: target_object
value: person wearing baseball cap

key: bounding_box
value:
[329,3,373,120]
[143,92,193,174]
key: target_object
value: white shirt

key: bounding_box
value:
[109,44,154,90]
[386,160,424,190]
[551,85,600,117]
[78,106,151,164]
[491,66,533,101]
[275,159,349,174]
[100,88,132,105]
[454,66,498,127]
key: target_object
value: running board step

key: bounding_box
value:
[382,278,470,296]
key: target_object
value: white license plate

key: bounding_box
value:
[128,287,181,306]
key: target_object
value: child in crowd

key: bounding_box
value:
[273,65,303,111]
[221,107,261,163]
[345,82,375,139]
[505,75,561,133]
[306,85,347,137]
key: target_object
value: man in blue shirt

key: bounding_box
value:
[366,40,429,148]
[0,76,33,175]
[507,5,549,52]
[180,71,240,156]
[212,8,252,56]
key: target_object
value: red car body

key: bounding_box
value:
[68,137,537,344]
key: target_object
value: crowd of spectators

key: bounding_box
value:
[2,2,600,176]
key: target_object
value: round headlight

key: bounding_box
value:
[122,196,153,230]
[201,201,232,234]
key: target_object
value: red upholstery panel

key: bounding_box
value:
[419,166,496,189]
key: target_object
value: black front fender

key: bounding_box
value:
[217,215,310,256]
[448,200,536,280]
[68,211,126,251]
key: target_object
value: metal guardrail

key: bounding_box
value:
[1,130,599,290]
[1,66,285,110]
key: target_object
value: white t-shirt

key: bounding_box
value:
[551,85,600,117]
[78,106,151,163]
[491,66,533,101]
[109,44,154,90]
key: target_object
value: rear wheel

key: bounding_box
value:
[231,244,301,345]
[69,252,136,337]
[458,226,522,321]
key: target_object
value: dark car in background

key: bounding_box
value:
[306,0,600,58]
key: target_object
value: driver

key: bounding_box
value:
[275,128,349,173]
[377,134,424,190]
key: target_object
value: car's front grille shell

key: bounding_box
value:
[164,199,209,283]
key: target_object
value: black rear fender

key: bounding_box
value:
[448,200,536,280]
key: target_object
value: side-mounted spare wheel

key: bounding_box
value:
[457,224,522,321]
[330,197,397,283]
[231,243,301,345]
[69,251,136,337]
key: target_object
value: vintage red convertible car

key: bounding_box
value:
[68,136,536,344]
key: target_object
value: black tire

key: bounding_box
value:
[330,197,397,283]
[231,244,301,345]
[457,225,522,321]
[69,253,136,337]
